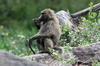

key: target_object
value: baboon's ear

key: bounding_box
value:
[48,10,54,18]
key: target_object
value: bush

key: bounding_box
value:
[60,3,100,46]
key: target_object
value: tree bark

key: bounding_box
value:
[24,42,100,66]
[0,50,46,66]
[72,42,100,63]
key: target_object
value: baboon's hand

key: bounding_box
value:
[26,39,36,54]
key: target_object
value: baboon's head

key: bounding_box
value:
[38,9,56,22]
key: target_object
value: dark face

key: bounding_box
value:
[33,11,50,25]
[38,12,49,22]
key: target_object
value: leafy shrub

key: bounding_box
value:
[60,4,100,46]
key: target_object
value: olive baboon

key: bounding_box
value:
[27,9,61,54]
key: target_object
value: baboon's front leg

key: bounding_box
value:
[27,34,53,54]
[26,39,35,54]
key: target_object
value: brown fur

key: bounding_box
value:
[27,9,61,53]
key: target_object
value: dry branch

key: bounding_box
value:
[71,3,100,17]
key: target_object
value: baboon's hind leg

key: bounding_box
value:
[44,38,54,53]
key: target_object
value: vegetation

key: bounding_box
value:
[52,2,100,65]
[51,12,100,66]
[0,0,100,58]
[61,3,100,47]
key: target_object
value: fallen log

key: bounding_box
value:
[0,42,99,66]
[72,42,100,63]
[24,42,100,66]
[0,50,46,66]
[56,3,100,27]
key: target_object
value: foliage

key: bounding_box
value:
[0,26,38,56]
[70,11,99,46]
[51,45,75,65]
[0,0,99,27]
[92,61,100,66]
[0,0,100,65]
[58,3,100,65]
[61,9,100,47]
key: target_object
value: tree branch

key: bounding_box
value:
[71,3,100,17]
[56,3,100,27]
